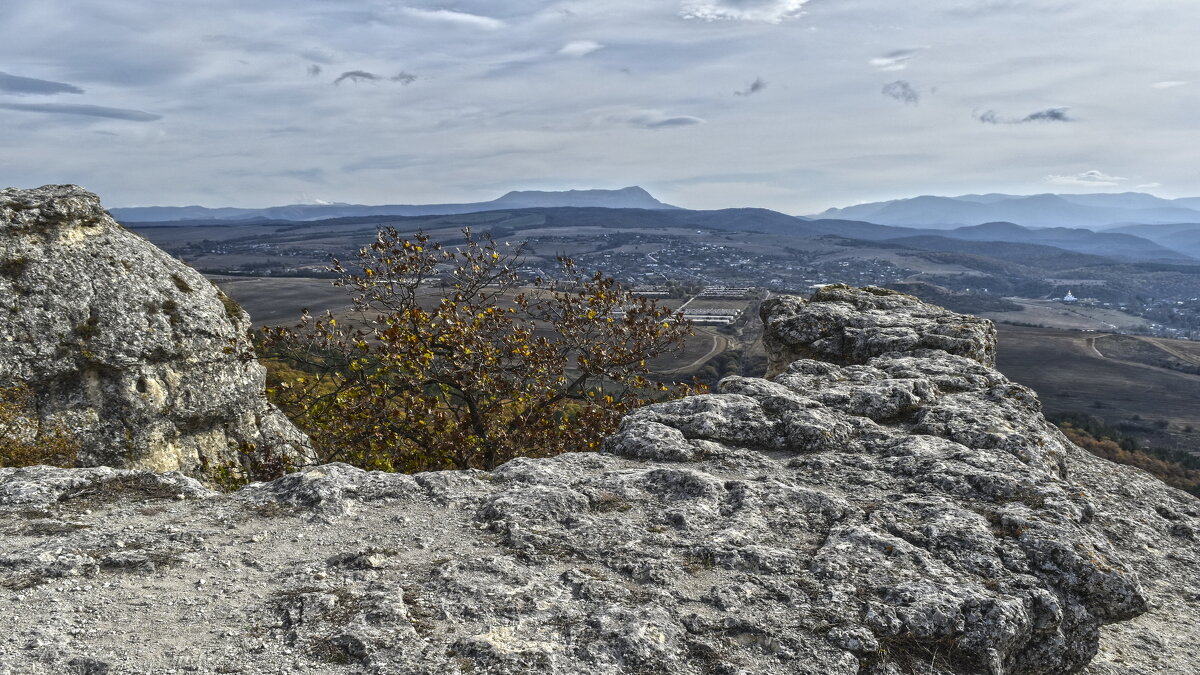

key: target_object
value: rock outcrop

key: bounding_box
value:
[0,185,309,474]
[1,274,1197,672]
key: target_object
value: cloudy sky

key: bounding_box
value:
[1,0,1197,213]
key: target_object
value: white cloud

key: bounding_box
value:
[1152,80,1188,89]
[680,0,810,23]
[1046,170,1127,187]
[1136,182,1162,190]
[558,40,603,57]
[869,48,925,72]
[401,8,504,30]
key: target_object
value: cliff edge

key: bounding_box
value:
[0,191,1196,673]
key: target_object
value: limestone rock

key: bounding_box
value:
[0,280,1196,673]
[0,185,309,474]
[760,284,997,375]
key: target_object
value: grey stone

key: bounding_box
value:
[760,284,997,375]
[0,185,310,475]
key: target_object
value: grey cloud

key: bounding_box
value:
[299,50,336,65]
[334,70,416,85]
[334,70,382,85]
[977,107,1073,124]
[0,102,161,122]
[882,80,919,105]
[307,64,323,77]
[735,78,767,96]
[0,71,85,96]
[1022,108,1072,122]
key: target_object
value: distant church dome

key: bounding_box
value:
[1062,290,1078,303]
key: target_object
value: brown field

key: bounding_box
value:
[648,327,727,374]
[213,277,355,326]
[995,325,1200,455]
[981,300,1147,331]
[1093,335,1200,375]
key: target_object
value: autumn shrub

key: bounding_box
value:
[259,228,701,473]
[0,383,79,468]
[1058,421,1200,496]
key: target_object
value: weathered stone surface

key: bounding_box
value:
[0,185,309,474]
[760,284,997,375]
[0,282,1196,673]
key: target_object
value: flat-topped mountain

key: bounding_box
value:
[109,186,677,223]
[491,186,676,210]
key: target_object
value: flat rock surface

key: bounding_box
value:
[0,286,1196,674]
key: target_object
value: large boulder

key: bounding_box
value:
[760,284,997,375]
[0,185,309,474]
[0,270,1196,671]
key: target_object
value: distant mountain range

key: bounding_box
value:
[797,219,1192,261]
[814,192,1200,230]
[110,186,676,223]
[114,185,1200,262]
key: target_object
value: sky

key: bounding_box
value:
[1,0,1198,213]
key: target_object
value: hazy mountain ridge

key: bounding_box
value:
[1104,222,1200,259]
[817,191,1200,230]
[127,200,1195,264]
[832,220,1190,262]
[110,186,676,223]
[114,185,1198,261]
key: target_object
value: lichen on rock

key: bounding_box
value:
[0,185,310,475]
[759,284,998,375]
